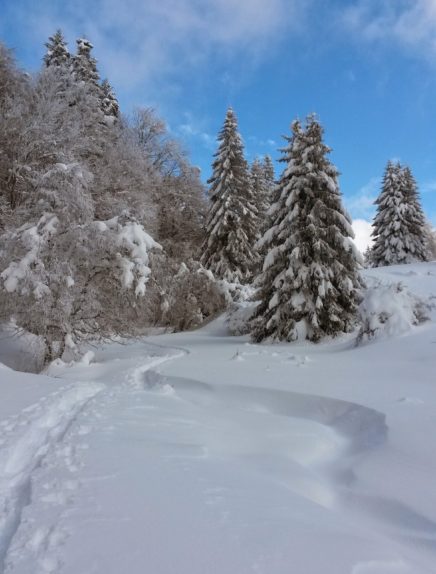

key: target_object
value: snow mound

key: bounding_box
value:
[357,279,430,344]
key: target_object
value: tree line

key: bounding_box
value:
[0,32,225,363]
[1,32,435,363]
[200,107,435,343]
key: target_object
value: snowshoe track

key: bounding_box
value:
[0,383,103,572]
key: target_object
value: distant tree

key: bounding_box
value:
[101,78,119,119]
[130,107,185,178]
[424,220,436,260]
[44,29,70,68]
[157,164,207,260]
[201,107,258,283]
[0,35,219,362]
[262,154,276,199]
[250,157,270,237]
[72,38,100,87]
[363,246,373,268]
[251,115,362,342]
[370,162,428,267]
[0,43,32,220]
[401,166,428,260]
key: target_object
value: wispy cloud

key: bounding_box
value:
[345,177,380,220]
[178,121,215,151]
[2,0,308,94]
[341,0,436,60]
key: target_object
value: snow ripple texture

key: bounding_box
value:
[0,383,103,572]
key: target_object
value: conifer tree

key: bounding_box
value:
[262,154,276,198]
[44,30,70,68]
[370,162,428,266]
[252,115,362,342]
[73,38,100,89]
[101,78,119,119]
[424,220,436,260]
[251,157,270,236]
[401,166,428,260]
[201,107,258,283]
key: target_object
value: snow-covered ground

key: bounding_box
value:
[0,262,435,574]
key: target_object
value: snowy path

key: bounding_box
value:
[0,383,104,571]
[1,261,436,573]
[1,331,434,573]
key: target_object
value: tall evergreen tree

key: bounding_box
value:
[370,162,428,266]
[44,30,70,68]
[101,78,119,119]
[424,220,436,260]
[72,38,100,89]
[200,107,258,283]
[252,116,362,343]
[251,157,270,236]
[401,166,428,260]
[262,154,276,198]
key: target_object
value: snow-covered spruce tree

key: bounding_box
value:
[44,29,70,68]
[101,78,119,119]
[251,157,271,237]
[201,107,259,283]
[262,154,276,198]
[370,162,428,266]
[72,38,100,88]
[251,116,362,343]
[401,166,429,261]
[424,220,436,260]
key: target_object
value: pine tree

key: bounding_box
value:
[401,166,428,261]
[250,157,270,236]
[72,38,100,89]
[262,154,276,199]
[424,220,436,260]
[370,162,428,266]
[101,78,119,119]
[200,107,258,283]
[44,30,70,68]
[251,115,362,343]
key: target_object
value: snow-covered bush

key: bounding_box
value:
[0,211,161,362]
[0,33,215,363]
[226,301,259,336]
[149,257,226,331]
[357,280,430,344]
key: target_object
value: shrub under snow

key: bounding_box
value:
[357,279,430,343]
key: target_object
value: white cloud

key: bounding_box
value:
[342,0,436,59]
[345,177,379,220]
[7,0,308,94]
[352,219,373,254]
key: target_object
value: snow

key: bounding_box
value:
[0,262,436,573]
[1,214,59,295]
[97,217,161,296]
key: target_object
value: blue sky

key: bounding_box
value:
[2,0,436,247]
